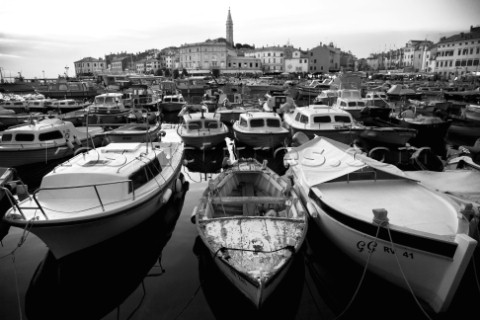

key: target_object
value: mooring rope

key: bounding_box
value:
[11,255,23,320]
[333,223,382,319]
[385,226,433,320]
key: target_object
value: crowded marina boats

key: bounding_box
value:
[1,70,479,320]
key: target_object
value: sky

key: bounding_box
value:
[1,0,479,79]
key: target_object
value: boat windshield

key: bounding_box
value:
[205,120,219,129]
[266,119,281,127]
[334,116,351,123]
[95,96,119,105]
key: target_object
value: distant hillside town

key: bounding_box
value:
[70,9,477,80]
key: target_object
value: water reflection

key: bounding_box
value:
[192,236,305,320]
[24,187,188,320]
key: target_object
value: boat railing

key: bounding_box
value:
[2,140,68,149]
[6,179,135,220]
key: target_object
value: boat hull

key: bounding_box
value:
[160,102,186,113]
[287,126,362,145]
[233,129,289,149]
[211,238,295,307]
[0,136,104,167]
[445,121,480,146]
[359,127,417,146]
[16,176,180,259]
[300,189,475,313]
[179,131,228,149]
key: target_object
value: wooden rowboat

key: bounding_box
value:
[193,156,308,308]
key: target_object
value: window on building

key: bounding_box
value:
[473,59,479,66]
[467,60,473,66]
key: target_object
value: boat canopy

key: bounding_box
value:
[404,170,480,205]
[285,136,412,188]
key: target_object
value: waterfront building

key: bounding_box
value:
[145,59,160,74]
[74,57,106,77]
[246,45,291,73]
[308,42,341,74]
[226,55,262,74]
[340,51,357,72]
[110,56,133,73]
[284,49,309,74]
[135,60,147,74]
[179,40,235,74]
[159,47,180,70]
[433,25,480,78]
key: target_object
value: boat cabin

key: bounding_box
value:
[290,105,355,129]
[0,118,79,145]
[90,93,126,113]
[163,95,186,104]
[237,112,283,130]
[181,112,223,131]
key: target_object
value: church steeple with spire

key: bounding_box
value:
[226,7,234,46]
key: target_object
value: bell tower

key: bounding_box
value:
[226,8,234,46]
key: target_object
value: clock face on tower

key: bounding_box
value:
[288,64,292,69]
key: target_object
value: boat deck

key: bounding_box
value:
[314,179,459,235]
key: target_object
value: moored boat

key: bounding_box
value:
[0,118,105,167]
[193,156,308,308]
[159,93,187,113]
[284,136,478,314]
[177,107,229,149]
[233,111,290,149]
[2,139,186,259]
[48,98,90,114]
[333,89,366,120]
[86,92,130,125]
[282,104,364,145]
[105,121,162,143]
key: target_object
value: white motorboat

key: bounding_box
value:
[2,139,186,259]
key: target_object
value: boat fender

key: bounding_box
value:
[66,139,75,150]
[190,206,198,224]
[174,178,183,194]
[161,188,172,204]
[372,208,389,226]
[16,183,29,201]
[5,181,17,194]
[265,209,277,217]
[74,135,82,145]
[306,202,318,218]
